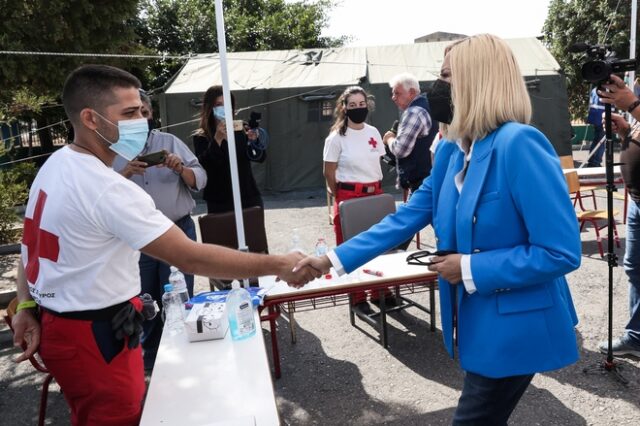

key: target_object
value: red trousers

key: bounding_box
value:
[39,310,145,426]
[333,182,391,304]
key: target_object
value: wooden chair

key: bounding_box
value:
[198,206,268,290]
[559,154,599,210]
[3,298,53,426]
[565,171,620,257]
[339,193,437,347]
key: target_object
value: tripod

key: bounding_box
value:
[583,103,629,385]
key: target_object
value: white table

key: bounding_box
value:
[140,312,280,426]
[564,166,622,184]
[259,251,438,378]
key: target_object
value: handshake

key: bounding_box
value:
[276,252,332,288]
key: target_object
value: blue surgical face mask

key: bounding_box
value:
[93,112,149,161]
[212,106,225,120]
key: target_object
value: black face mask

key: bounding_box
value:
[346,107,368,124]
[429,79,453,124]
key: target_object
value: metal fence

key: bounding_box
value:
[1,120,69,151]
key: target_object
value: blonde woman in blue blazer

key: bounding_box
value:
[296,34,581,425]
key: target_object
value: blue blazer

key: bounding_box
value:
[334,122,581,378]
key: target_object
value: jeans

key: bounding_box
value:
[587,126,605,167]
[452,371,534,425]
[140,215,196,369]
[623,199,640,347]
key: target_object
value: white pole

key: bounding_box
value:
[214,0,249,286]
[629,0,637,92]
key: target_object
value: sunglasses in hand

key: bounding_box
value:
[406,250,457,266]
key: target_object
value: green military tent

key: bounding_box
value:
[160,37,571,192]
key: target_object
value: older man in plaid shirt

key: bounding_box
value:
[383,73,438,193]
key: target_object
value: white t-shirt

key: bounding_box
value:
[323,124,385,183]
[430,132,442,155]
[21,146,173,312]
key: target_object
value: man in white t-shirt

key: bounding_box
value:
[12,65,319,426]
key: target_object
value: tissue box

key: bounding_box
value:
[185,302,228,342]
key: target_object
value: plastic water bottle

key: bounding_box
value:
[289,228,304,253]
[161,284,184,335]
[226,280,256,341]
[315,238,328,257]
[169,266,189,305]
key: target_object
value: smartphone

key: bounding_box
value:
[137,150,168,167]
[233,120,244,131]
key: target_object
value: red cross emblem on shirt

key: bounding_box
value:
[368,137,378,148]
[22,190,59,284]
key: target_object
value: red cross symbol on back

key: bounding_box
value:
[22,190,59,284]
[368,137,378,148]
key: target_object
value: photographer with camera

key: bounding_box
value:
[595,73,640,357]
[112,90,207,370]
[193,85,267,214]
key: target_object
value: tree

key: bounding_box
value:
[0,0,343,142]
[137,0,347,89]
[0,0,145,150]
[543,0,637,119]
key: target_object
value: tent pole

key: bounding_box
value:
[629,0,637,92]
[214,0,250,287]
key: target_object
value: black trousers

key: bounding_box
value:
[452,371,534,425]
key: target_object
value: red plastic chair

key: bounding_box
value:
[3,298,53,426]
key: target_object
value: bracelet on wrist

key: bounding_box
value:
[628,99,640,113]
[16,300,37,313]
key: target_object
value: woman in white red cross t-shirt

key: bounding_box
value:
[323,86,392,309]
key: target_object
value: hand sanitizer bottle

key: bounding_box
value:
[226,280,256,340]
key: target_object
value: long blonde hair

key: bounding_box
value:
[442,34,531,142]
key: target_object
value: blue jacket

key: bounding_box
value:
[334,122,581,378]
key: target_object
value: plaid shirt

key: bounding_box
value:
[388,95,432,159]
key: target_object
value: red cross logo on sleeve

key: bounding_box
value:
[22,190,59,284]
[368,137,378,148]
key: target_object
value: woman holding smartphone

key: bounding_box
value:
[193,85,266,214]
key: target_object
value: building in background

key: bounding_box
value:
[414,31,467,43]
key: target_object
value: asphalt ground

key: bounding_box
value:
[1,147,640,425]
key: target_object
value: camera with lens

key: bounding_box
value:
[571,42,637,84]
[248,111,262,130]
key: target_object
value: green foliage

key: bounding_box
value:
[0,88,53,122]
[0,0,144,123]
[0,0,342,124]
[137,0,347,89]
[543,0,636,120]
[0,146,37,244]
